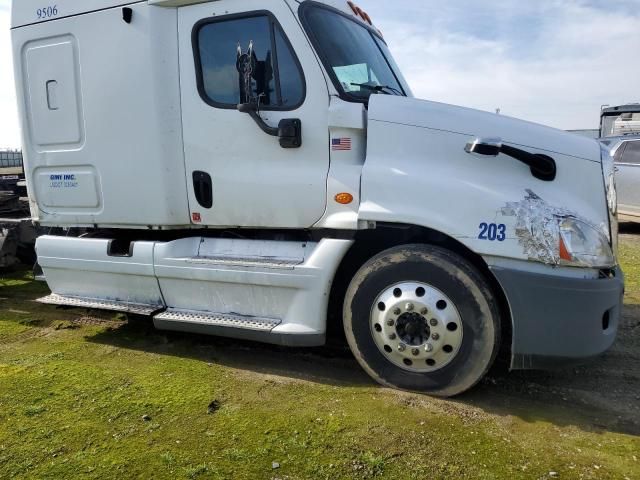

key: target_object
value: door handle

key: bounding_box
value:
[465,137,557,181]
[192,171,213,209]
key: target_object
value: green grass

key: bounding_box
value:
[620,234,640,304]
[0,241,639,479]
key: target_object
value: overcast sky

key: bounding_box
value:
[1,0,639,148]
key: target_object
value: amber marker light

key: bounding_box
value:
[559,235,572,262]
[335,193,354,205]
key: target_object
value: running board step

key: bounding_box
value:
[37,294,162,316]
[154,309,281,332]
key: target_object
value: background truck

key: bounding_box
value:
[0,149,35,268]
[0,149,24,194]
[600,104,640,138]
[11,0,623,396]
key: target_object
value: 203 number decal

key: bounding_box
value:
[478,223,506,242]
[37,5,58,19]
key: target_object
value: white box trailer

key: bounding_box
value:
[11,0,623,396]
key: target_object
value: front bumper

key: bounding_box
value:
[491,265,624,370]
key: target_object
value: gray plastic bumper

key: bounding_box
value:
[491,266,624,370]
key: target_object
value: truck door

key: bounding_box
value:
[178,0,330,228]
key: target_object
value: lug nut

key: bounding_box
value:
[420,308,428,315]
[412,348,420,356]
[393,308,401,315]
[389,333,397,340]
[406,303,414,311]
[398,343,406,352]
[429,318,438,327]
[432,333,440,341]
[387,319,395,327]
[425,343,434,353]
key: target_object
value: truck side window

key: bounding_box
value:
[274,27,304,108]
[195,14,305,110]
[613,144,626,163]
[619,141,640,165]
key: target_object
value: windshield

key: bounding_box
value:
[300,4,408,102]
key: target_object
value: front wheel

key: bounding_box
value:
[343,244,500,397]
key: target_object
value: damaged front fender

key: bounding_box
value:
[501,189,613,267]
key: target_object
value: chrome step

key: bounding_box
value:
[37,294,162,316]
[154,309,281,332]
[179,255,302,269]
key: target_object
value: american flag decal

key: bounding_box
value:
[332,137,352,151]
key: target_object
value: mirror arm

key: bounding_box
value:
[465,137,557,181]
[237,104,278,136]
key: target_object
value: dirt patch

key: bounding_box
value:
[0,325,51,345]
[70,314,126,327]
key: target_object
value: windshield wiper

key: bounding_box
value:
[350,83,403,96]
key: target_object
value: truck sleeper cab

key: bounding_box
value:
[11,0,623,396]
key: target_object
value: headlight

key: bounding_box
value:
[558,217,615,268]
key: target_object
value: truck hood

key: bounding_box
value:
[360,95,612,268]
[368,96,601,163]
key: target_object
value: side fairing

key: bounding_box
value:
[359,96,610,265]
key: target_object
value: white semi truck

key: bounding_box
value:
[11,0,623,396]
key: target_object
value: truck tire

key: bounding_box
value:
[343,244,500,397]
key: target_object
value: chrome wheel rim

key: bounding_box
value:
[370,281,464,373]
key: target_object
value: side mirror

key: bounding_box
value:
[237,103,302,149]
[277,119,301,149]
